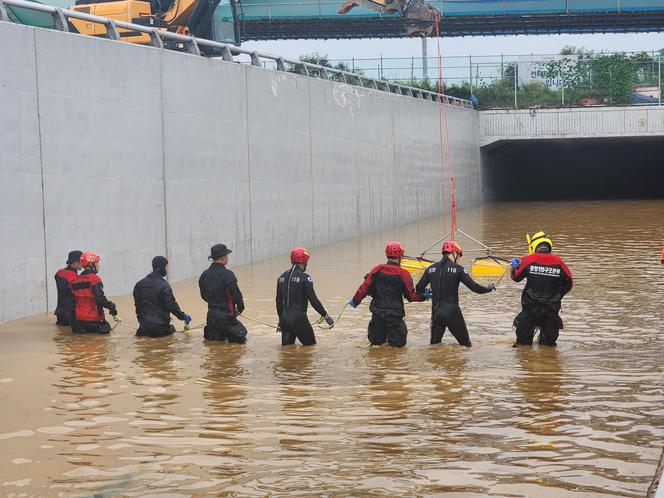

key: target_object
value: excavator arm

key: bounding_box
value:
[338,0,438,37]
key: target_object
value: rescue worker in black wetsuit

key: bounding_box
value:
[415,241,495,347]
[510,231,573,347]
[276,247,334,346]
[54,250,83,326]
[70,252,117,334]
[199,244,248,343]
[348,241,425,348]
[133,256,192,338]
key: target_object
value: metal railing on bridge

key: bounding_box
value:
[0,0,472,108]
[327,52,664,110]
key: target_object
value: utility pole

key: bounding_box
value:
[469,55,473,95]
[422,37,428,80]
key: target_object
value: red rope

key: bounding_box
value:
[434,11,456,241]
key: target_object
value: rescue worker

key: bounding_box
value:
[276,247,334,346]
[348,241,425,348]
[198,244,247,343]
[415,241,495,347]
[70,252,117,334]
[54,250,83,325]
[133,256,191,338]
[510,231,573,347]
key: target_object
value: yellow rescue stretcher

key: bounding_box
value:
[401,255,510,279]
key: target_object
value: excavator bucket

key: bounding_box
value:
[338,0,438,37]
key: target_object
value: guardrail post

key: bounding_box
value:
[187,37,201,56]
[250,51,260,67]
[299,63,309,77]
[275,57,285,71]
[52,8,69,32]
[148,30,163,49]
[0,0,9,22]
[104,19,120,40]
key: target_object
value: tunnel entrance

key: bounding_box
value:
[482,136,664,201]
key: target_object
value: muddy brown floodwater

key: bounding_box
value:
[1,200,663,497]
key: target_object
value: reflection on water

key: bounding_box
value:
[0,200,663,496]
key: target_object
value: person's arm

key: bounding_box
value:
[415,267,431,295]
[92,281,117,316]
[133,284,140,319]
[162,283,185,320]
[352,269,375,305]
[276,279,284,318]
[560,260,573,297]
[460,270,493,294]
[401,270,425,302]
[198,273,208,302]
[304,276,328,317]
[229,275,245,314]
[511,256,530,282]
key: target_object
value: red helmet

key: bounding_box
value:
[442,241,463,256]
[80,252,100,267]
[290,247,310,264]
[385,241,405,258]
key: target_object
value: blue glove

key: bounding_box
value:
[183,313,192,324]
[510,258,521,268]
[348,298,358,309]
[422,289,432,299]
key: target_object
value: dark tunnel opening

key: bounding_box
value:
[482,136,664,201]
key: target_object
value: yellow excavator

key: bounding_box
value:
[68,0,222,44]
[338,0,439,37]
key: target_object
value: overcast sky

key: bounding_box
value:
[242,32,664,61]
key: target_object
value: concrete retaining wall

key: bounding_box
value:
[480,106,664,145]
[0,21,482,324]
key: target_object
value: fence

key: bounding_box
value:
[328,52,664,109]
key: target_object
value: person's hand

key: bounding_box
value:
[183,314,192,324]
[422,289,433,299]
[487,284,496,292]
[510,257,521,268]
[110,308,118,317]
[324,314,335,328]
[348,299,358,309]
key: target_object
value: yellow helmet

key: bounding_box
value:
[526,231,553,254]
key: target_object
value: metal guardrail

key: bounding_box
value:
[0,0,473,108]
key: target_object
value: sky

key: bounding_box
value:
[242,32,664,61]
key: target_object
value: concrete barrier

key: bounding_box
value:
[0,21,482,324]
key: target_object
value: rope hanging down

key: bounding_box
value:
[434,10,456,240]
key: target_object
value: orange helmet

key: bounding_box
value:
[660,247,664,265]
[80,252,100,267]
[442,241,463,257]
[290,247,310,264]
[385,241,405,258]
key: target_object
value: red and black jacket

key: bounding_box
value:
[70,270,117,322]
[511,252,573,311]
[54,266,78,318]
[353,261,425,318]
[198,262,245,319]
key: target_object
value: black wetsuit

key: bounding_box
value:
[276,266,329,346]
[511,252,573,346]
[353,261,425,347]
[198,262,247,343]
[133,270,186,338]
[416,257,492,346]
[54,266,78,325]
